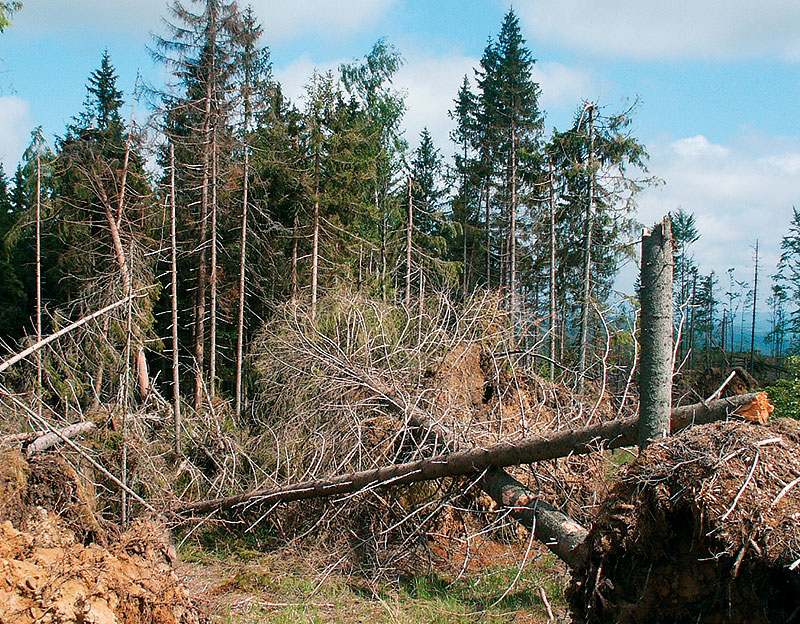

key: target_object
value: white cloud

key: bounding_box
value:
[638,133,800,288]
[16,0,396,43]
[0,96,32,173]
[273,55,342,105]
[517,0,800,61]
[534,62,593,111]
[395,54,476,153]
[254,0,395,43]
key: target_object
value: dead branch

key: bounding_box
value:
[0,293,140,375]
[24,421,96,456]
[176,391,770,569]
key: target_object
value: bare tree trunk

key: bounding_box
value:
[235,137,249,418]
[0,295,137,374]
[310,150,321,323]
[509,122,517,318]
[578,104,595,394]
[405,175,412,308]
[209,129,218,399]
[35,153,42,415]
[479,468,588,569]
[485,184,491,288]
[750,239,759,371]
[177,390,770,563]
[548,158,557,379]
[290,212,299,303]
[639,216,674,449]
[25,422,96,457]
[170,143,181,454]
[379,187,387,302]
[194,83,212,412]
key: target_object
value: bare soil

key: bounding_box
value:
[568,418,800,623]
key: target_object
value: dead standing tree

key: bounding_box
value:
[638,215,673,448]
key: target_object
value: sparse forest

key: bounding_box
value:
[0,2,798,623]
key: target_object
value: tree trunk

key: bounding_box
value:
[176,391,771,566]
[35,152,42,414]
[479,468,588,569]
[194,77,213,412]
[25,422,96,457]
[750,239,758,371]
[310,149,321,323]
[209,128,218,399]
[170,143,181,454]
[548,157,557,379]
[485,183,491,288]
[405,175,413,308]
[509,122,517,319]
[290,212,299,303]
[578,104,594,394]
[235,138,250,418]
[639,216,674,449]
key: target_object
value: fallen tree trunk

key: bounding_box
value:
[24,421,96,456]
[177,392,769,518]
[480,468,589,569]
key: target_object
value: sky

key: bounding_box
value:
[0,0,798,334]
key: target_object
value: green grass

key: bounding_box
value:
[184,544,570,623]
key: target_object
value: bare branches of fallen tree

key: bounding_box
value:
[176,392,769,516]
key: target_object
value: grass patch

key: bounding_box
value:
[186,544,571,623]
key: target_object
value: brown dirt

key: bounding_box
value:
[0,449,204,624]
[568,418,800,624]
[0,512,203,624]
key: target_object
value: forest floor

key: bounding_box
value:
[176,538,571,623]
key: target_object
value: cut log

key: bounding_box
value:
[176,392,770,518]
[24,421,96,456]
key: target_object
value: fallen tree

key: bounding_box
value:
[0,421,97,457]
[176,392,770,517]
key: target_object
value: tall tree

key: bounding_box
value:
[154,0,242,409]
[475,8,543,315]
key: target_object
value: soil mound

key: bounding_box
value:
[0,512,202,624]
[569,418,800,623]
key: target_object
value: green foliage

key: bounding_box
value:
[0,1,21,32]
[765,356,800,419]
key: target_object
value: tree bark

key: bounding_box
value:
[209,128,218,398]
[24,421,96,457]
[170,143,181,454]
[578,104,594,394]
[548,157,557,379]
[235,137,250,418]
[509,122,517,318]
[639,215,674,449]
[310,149,321,323]
[0,294,137,374]
[35,152,42,414]
[405,175,413,308]
[479,468,588,569]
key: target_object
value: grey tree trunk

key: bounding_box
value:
[209,129,218,398]
[638,215,674,449]
[170,143,181,454]
[548,157,557,379]
[405,175,413,307]
[35,153,42,414]
[578,104,595,394]
[235,139,250,418]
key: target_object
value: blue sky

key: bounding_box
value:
[1,0,799,329]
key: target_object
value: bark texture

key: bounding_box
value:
[638,215,673,448]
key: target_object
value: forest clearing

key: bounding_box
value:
[0,0,799,622]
